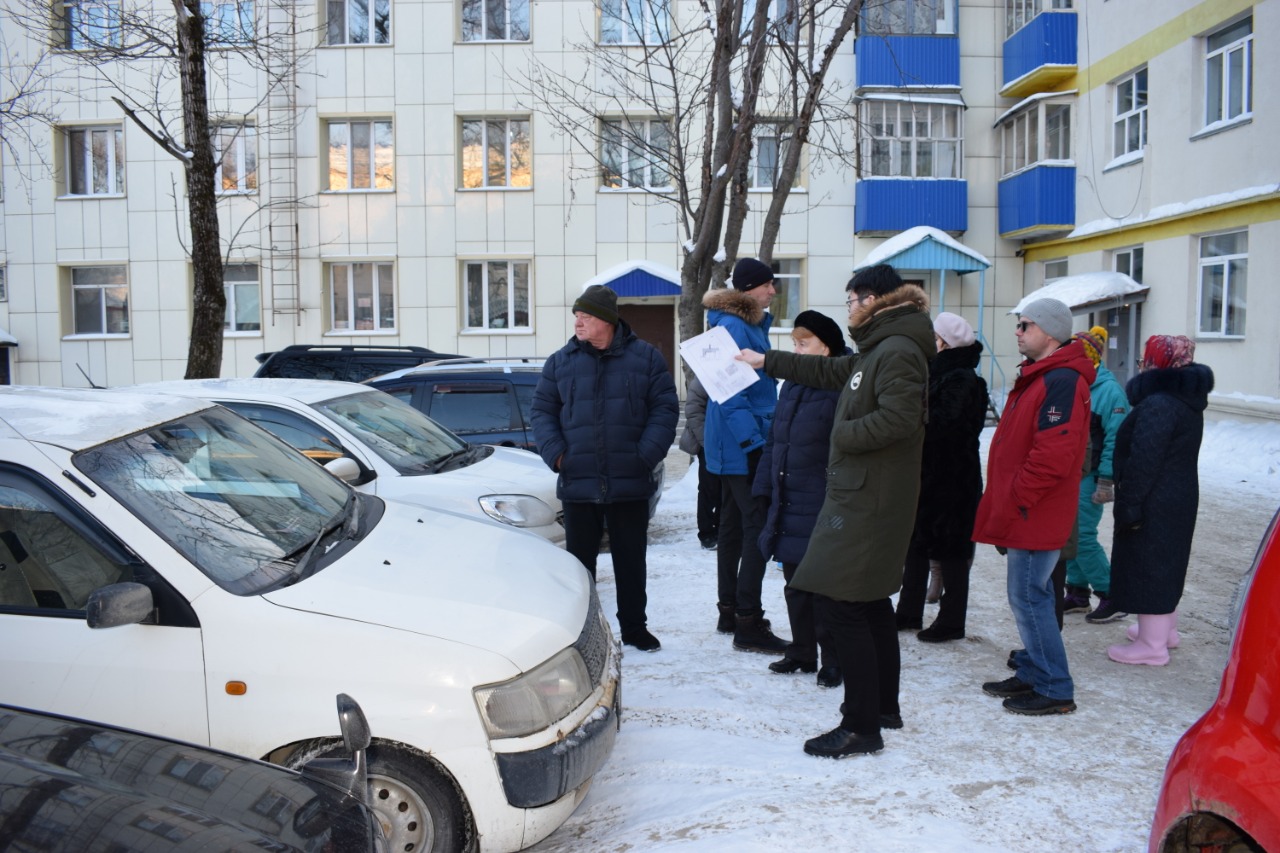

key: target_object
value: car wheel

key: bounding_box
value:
[289,740,472,853]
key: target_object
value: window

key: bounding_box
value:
[327,0,390,44]
[860,100,962,178]
[1043,258,1067,281]
[460,118,531,189]
[202,0,254,44]
[1113,246,1143,283]
[1113,69,1148,159]
[325,119,393,190]
[1198,230,1247,337]
[464,260,530,330]
[223,263,261,333]
[602,119,671,189]
[600,0,669,45]
[768,259,802,327]
[864,0,955,36]
[999,101,1070,177]
[461,0,528,41]
[750,121,799,189]
[70,265,129,336]
[61,0,123,49]
[741,0,799,41]
[329,262,395,332]
[0,265,6,302]
[1205,17,1252,127]
[213,124,256,193]
[1004,0,1071,38]
[64,126,124,196]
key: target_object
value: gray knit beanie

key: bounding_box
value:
[1019,298,1073,344]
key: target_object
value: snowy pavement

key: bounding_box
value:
[529,419,1280,852]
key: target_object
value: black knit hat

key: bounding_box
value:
[573,284,619,324]
[792,310,845,356]
[731,257,774,292]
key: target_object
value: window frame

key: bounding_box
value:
[222,262,261,335]
[461,0,529,41]
[62,125,125,198]
[327,260,396,333]
[1112,246,1143,284]
[1112,68,1148,162]
[213,123,257,194]
[0,265,7,303]
[324,118,394,192]
[601,118,672,191]
[326,0,391,45]
[201,0,254,46]
[1004,0,1071,39]
[749,120,801,190]
[1203,17,1252,129]
[998,98,1071,178]
[767,258,804,328]
[66,264,130,338]
[61,0,123,50]
[459,117,532,190]
[859,99,964,179]
[600,0,670,45]
[1196,230,1247,338]
[1043,258,1068,282]
[863,0,956,37]
[462,259,532,333]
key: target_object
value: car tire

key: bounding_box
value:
[289,740,473,853]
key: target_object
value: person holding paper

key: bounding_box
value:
[702,257,789,654]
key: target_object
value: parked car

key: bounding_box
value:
[1149,506,1280,853]
[254,345,463,383]
[0,386,619,853]
[369,358,665,516]
[127,378,565,545]
[0,694,384,852]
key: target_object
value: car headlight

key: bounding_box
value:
[474,648,592,739]
[479,494,557,528]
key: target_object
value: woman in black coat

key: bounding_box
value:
[753,311,847,687]
[895,312,989,642]
[1107,334,1214,666]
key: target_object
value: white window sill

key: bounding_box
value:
[321,188,395,194]
[1191,114,1252,142]
[460,328,534,335]
[748,186,806,193]
[458,38,531,45]
[1102,150,1144,172]
[57,193,126,200]
[599,186,675,194]
[216,189,259,197]
[456,186,533,192]
[325,329,398,336]
[62,333,130,341]
[320,42,393,49]
[223,330,263,338]
[1194,333,1245,341]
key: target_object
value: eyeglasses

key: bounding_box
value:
[1016,321,1035,332]
[845,294,871,308]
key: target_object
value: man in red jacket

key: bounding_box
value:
[973,298,1095,715]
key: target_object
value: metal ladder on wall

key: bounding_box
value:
[266,0,301,325]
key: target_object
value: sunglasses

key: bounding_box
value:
[1016,321,1035,332]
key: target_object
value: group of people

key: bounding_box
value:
[528,259,1213,759]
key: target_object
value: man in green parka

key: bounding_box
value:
[738,263,934,758]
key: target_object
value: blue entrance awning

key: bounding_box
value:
[583,261,682,297]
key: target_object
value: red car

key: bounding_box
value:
[1149,506,1280,852]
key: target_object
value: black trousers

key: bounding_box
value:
[782,562,833,666]
[716,451,768,614]
[815,596,900,737]
[897,539,972,631]
[695,450,721,541]
[563,500,650,636]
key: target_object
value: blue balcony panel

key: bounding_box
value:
[997,164,1076,238]
[1001,11,1077,98]
[856,35,960,89]
[855,179,968,235]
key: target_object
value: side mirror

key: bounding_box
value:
[86,582,154,629]
[323,457,362,483]
[298,693,372,807]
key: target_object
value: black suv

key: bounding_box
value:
[253,344,462,383]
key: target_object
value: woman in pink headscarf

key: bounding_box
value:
[1105,335,1214,665]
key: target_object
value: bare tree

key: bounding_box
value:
[519,0,862,345]
[2,0,313,378]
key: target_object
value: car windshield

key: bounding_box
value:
[74,408,352,595]
[313,390,469,475]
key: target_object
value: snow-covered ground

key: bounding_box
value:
[530,419,1280,853]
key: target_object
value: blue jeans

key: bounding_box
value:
[1007,548,1074,700]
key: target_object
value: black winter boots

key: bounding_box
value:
[733,612,788,654]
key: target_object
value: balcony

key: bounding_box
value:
[1001,11,1077,99]
[855,179,967,234]
[856,35,960,89]
[997,164,1075,238]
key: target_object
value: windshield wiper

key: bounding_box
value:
[428,446,473,474]
[283,494,356,585]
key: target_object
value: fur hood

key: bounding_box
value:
[702,286,768,326]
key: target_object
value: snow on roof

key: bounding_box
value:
[0,326,16,346]
[857,225,990,270]
[581,260,681,291]
[1068,183,1280,239]
[1009,271,1147,315]
[993,89,1078,127]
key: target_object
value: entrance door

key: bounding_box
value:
[619,304,675,373]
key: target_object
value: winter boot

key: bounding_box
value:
[1062,585,1091,614]
[733,611,788,654]
[1127,611,1181,649]
[716,603,735,634]
[1107,613,1175,666]
[1085,595,1128,624]
[925,560,943,604]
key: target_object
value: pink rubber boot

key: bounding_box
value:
[1108,614,1174,666]
[1127,611,1180,649]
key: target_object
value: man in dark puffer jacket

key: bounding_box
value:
[531,285,679,652]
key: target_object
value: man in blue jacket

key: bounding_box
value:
[702,257,788,654]
[531,284,679,651]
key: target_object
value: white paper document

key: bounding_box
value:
[678,325,761,404]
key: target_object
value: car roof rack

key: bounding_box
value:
[418,356,544,367]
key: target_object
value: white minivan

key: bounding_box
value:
[127,378,565,545]
[0,387,618,853]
